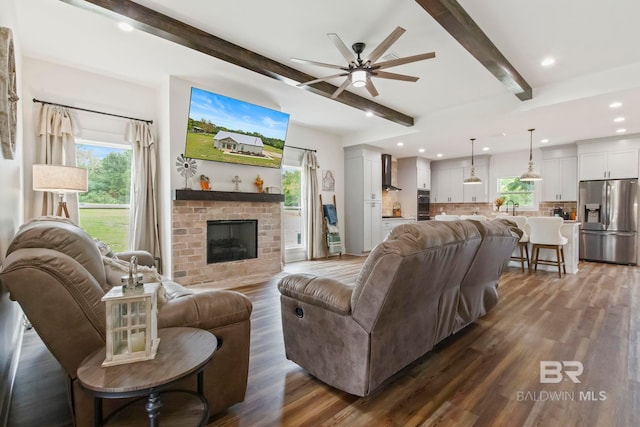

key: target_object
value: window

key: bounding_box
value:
[282,165,304,249]
[76,141,132,252]
[498,177,535,209]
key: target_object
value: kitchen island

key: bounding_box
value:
[508,220,581,274]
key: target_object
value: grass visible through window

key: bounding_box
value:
[79,208,129,253]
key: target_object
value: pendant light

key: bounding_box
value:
[520,128,542,181]
[463,138,482,185]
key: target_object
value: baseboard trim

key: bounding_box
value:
[0,311,24,427]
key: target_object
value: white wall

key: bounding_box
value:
[0,2,25,422]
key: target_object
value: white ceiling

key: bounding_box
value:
[13,0,640,160]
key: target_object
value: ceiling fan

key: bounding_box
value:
[292,26,435,99]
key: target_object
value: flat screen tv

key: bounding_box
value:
[184,87,290,169]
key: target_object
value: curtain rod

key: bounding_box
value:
[286,145,316,152]
[33,98,153,124]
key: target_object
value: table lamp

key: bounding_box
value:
[32,164,88,218]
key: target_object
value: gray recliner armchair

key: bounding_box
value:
[0,217,253,426]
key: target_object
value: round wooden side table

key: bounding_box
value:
[77,327,217,427]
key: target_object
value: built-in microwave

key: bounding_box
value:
[417,190,430,221]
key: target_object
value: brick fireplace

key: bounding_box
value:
[172,190,283,286]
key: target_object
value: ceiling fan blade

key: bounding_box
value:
[373,52,436,70]
[331,78,352,99]
[365,26,406,64]
[365,79,379,97]
[291,58,346,70]
[373,71,420,82]
[327,33,356,64]
[297,73,350,87]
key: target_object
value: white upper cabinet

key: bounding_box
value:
[579,149,638,180]
[363,155,382,201]
[434,168,464,203]
[542,157,577,201]
[462,164,489,202]
[398,157,431,190]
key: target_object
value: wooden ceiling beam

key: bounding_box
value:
[59,0,414,126]
[415,0,532,101]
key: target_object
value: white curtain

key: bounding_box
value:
[302,151,325,259]
[33,105,79,222]
[126,120,162,261]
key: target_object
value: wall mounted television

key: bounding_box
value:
[184,87,290,169]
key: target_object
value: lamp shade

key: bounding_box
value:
[32,164,88,193]
[351,70,367,88]
[520,128,542,182]
[463,138,482,184]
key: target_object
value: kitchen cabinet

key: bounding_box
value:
[364,201,383,251]
[463,164,489,202]
[398,157,431,220]
[364,156,383,201]
[398,157,430,190]
[382,217,416,239]
[344,146,383,254]
[416,165,431,190]
[433,168,464,203]
[579,149,638,180]
[541,157,577,201]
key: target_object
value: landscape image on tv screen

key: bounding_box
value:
[184,87,290,168]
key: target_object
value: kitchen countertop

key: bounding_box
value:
[382,216,416,220]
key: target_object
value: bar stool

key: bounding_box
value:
[509,216,529,273]
[527,217,568,278]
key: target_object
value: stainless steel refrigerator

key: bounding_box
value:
[578,179,638,264]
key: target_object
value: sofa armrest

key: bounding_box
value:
[278,273,353,315]
[116,250,156,268]
[158,285,252,330]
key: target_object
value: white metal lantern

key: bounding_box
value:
[102,283,160,367]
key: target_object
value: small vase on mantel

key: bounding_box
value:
[255,175,264,193]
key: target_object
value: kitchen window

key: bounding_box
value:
[498,177,535,209]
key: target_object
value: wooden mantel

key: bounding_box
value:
[174,189,284,203]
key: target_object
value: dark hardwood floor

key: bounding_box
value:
[8,257,640,427]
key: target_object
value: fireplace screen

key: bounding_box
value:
[207,220,258,264]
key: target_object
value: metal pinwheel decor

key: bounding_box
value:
[176,153,198,189]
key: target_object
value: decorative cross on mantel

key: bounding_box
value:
[232,175,242,191]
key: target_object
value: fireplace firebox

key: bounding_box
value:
[207,220,258,264]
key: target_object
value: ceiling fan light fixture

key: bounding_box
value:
[351,70,368,87]
[520,128,543,182]
[464,138,482,185]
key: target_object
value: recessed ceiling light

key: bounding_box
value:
[609,101,623,109]
[541,57,556,67]
[436,153,443,158]
[397,142,404,147]
[541,139,549,143]
[482,147,490,151]
[365,111,374,118]
[418,148,425,153]
[118,22,134,32]
[614,117,625,123]
[616,128,627,133]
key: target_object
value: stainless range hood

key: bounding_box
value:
[382,154,402,192]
